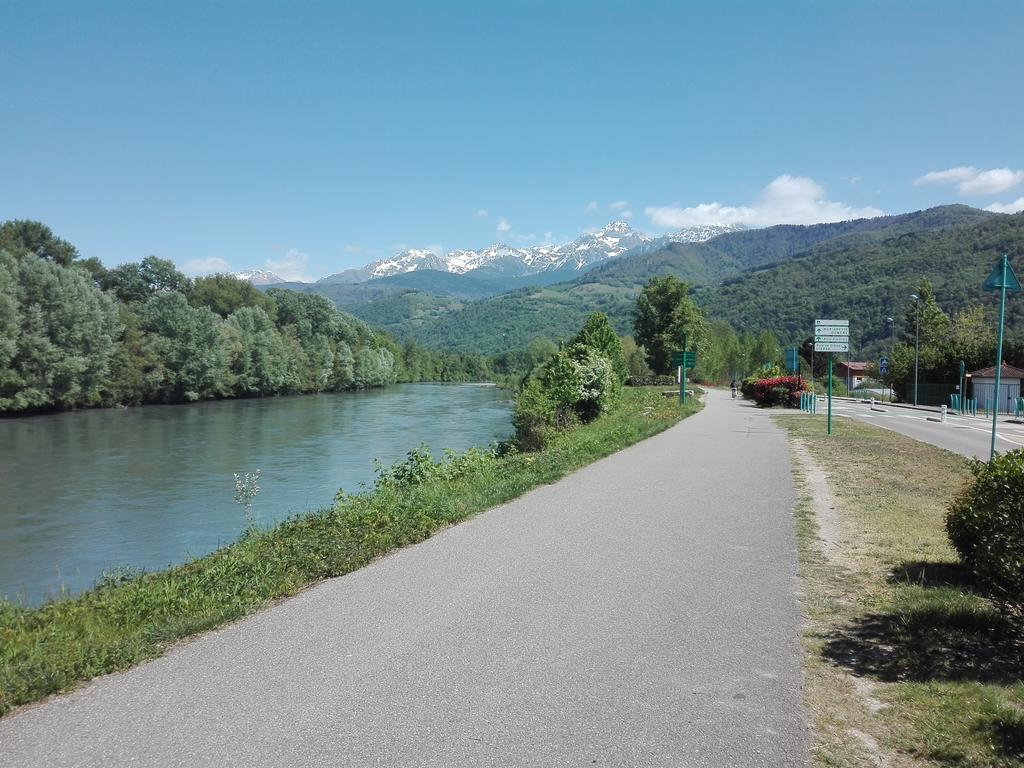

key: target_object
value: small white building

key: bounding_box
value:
[970,363,1024,414]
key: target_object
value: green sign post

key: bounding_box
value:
[815,319,849,436]
[982,254,1021,460]
[672,335,696,404]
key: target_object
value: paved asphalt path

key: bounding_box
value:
[1,389,807,767]
[826,398,1024,460]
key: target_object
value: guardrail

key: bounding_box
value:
[800,392,817,414]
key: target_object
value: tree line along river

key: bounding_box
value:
[0,383,513,606]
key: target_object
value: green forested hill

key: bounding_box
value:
[705,204,991,269]
[697,211,1024,355]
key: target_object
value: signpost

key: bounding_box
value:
[982,254,1021,460]
[815,320,850,435]
[672,334,696,405]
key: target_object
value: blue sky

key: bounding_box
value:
[3,0,1022,280]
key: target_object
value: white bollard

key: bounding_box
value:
[870,397,875,409]
[941,404,947,423]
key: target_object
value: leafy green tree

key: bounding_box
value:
[621,336,651,377]
[225,306,294,395]
[950,305,996,372]
[0,220,79,266]
[190,274,277,319]
[353,347,396,388]
[571,312,627,383]
[102,256,192,304]
[0,252,120,411]
[138,291,227,401]
[633,276,707,375]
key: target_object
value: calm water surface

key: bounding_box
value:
[0,384,512,605]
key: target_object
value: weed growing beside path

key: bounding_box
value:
[0,387,699,717]
[779,415,1024,767]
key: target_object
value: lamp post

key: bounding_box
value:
[910,294,920,406]
[885,316,895,402]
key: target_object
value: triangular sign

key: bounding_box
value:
[983,256,1022,292]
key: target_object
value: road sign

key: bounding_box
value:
[815,319,849,326]
[671,351,696,369]
[785,348,799,373]
[814,327,850,338]
[983,258,1021,292]
[814,341,849,352]
[879,356,890,375]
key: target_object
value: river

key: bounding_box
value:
[0,384,512,606]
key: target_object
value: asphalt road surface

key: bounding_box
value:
[0,390,807,767]
[825,397,1024,460]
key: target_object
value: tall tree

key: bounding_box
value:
[633,276,707,375]
[0,220,79,266]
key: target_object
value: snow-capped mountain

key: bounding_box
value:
[236,221,746,285]
[231,269,288,285]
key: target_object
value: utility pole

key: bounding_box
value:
[910,294,920,406]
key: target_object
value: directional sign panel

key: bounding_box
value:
[815,341,849,352]
[815,319,849,326]
[814,328,850,338]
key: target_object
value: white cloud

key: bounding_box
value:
[266,248,311,282]
[645,175,884,228]
[607,201,634,219]
[183,257,230,275]
[343,244,365,254]
[985,197,1024,214]
[496,217,511,233]
[914,166,1024,196]
[424,242,446,256]
[476,209,489,219]
[585,200,598,213]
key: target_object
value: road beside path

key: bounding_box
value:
[826,397,1024,459]
[1,389,807,767]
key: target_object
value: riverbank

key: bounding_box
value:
[0,386,699,717]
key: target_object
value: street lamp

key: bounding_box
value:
[910,294,920,406]
[885,316,895,401]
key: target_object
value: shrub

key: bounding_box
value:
[946,450,1024,613]
[746,375,810,407]
[513,378,557,451]
[568,344,616,422]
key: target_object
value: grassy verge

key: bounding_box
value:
[0,386,700,717]
[777,414,1024,767]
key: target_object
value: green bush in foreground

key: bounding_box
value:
[0,387,697,717]
[947,449,1024,614]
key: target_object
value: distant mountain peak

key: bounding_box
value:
[231,269,289,285]
[240,220,744,286]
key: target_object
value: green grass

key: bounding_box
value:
[0,386,699,717]
[778,415,1024,767]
